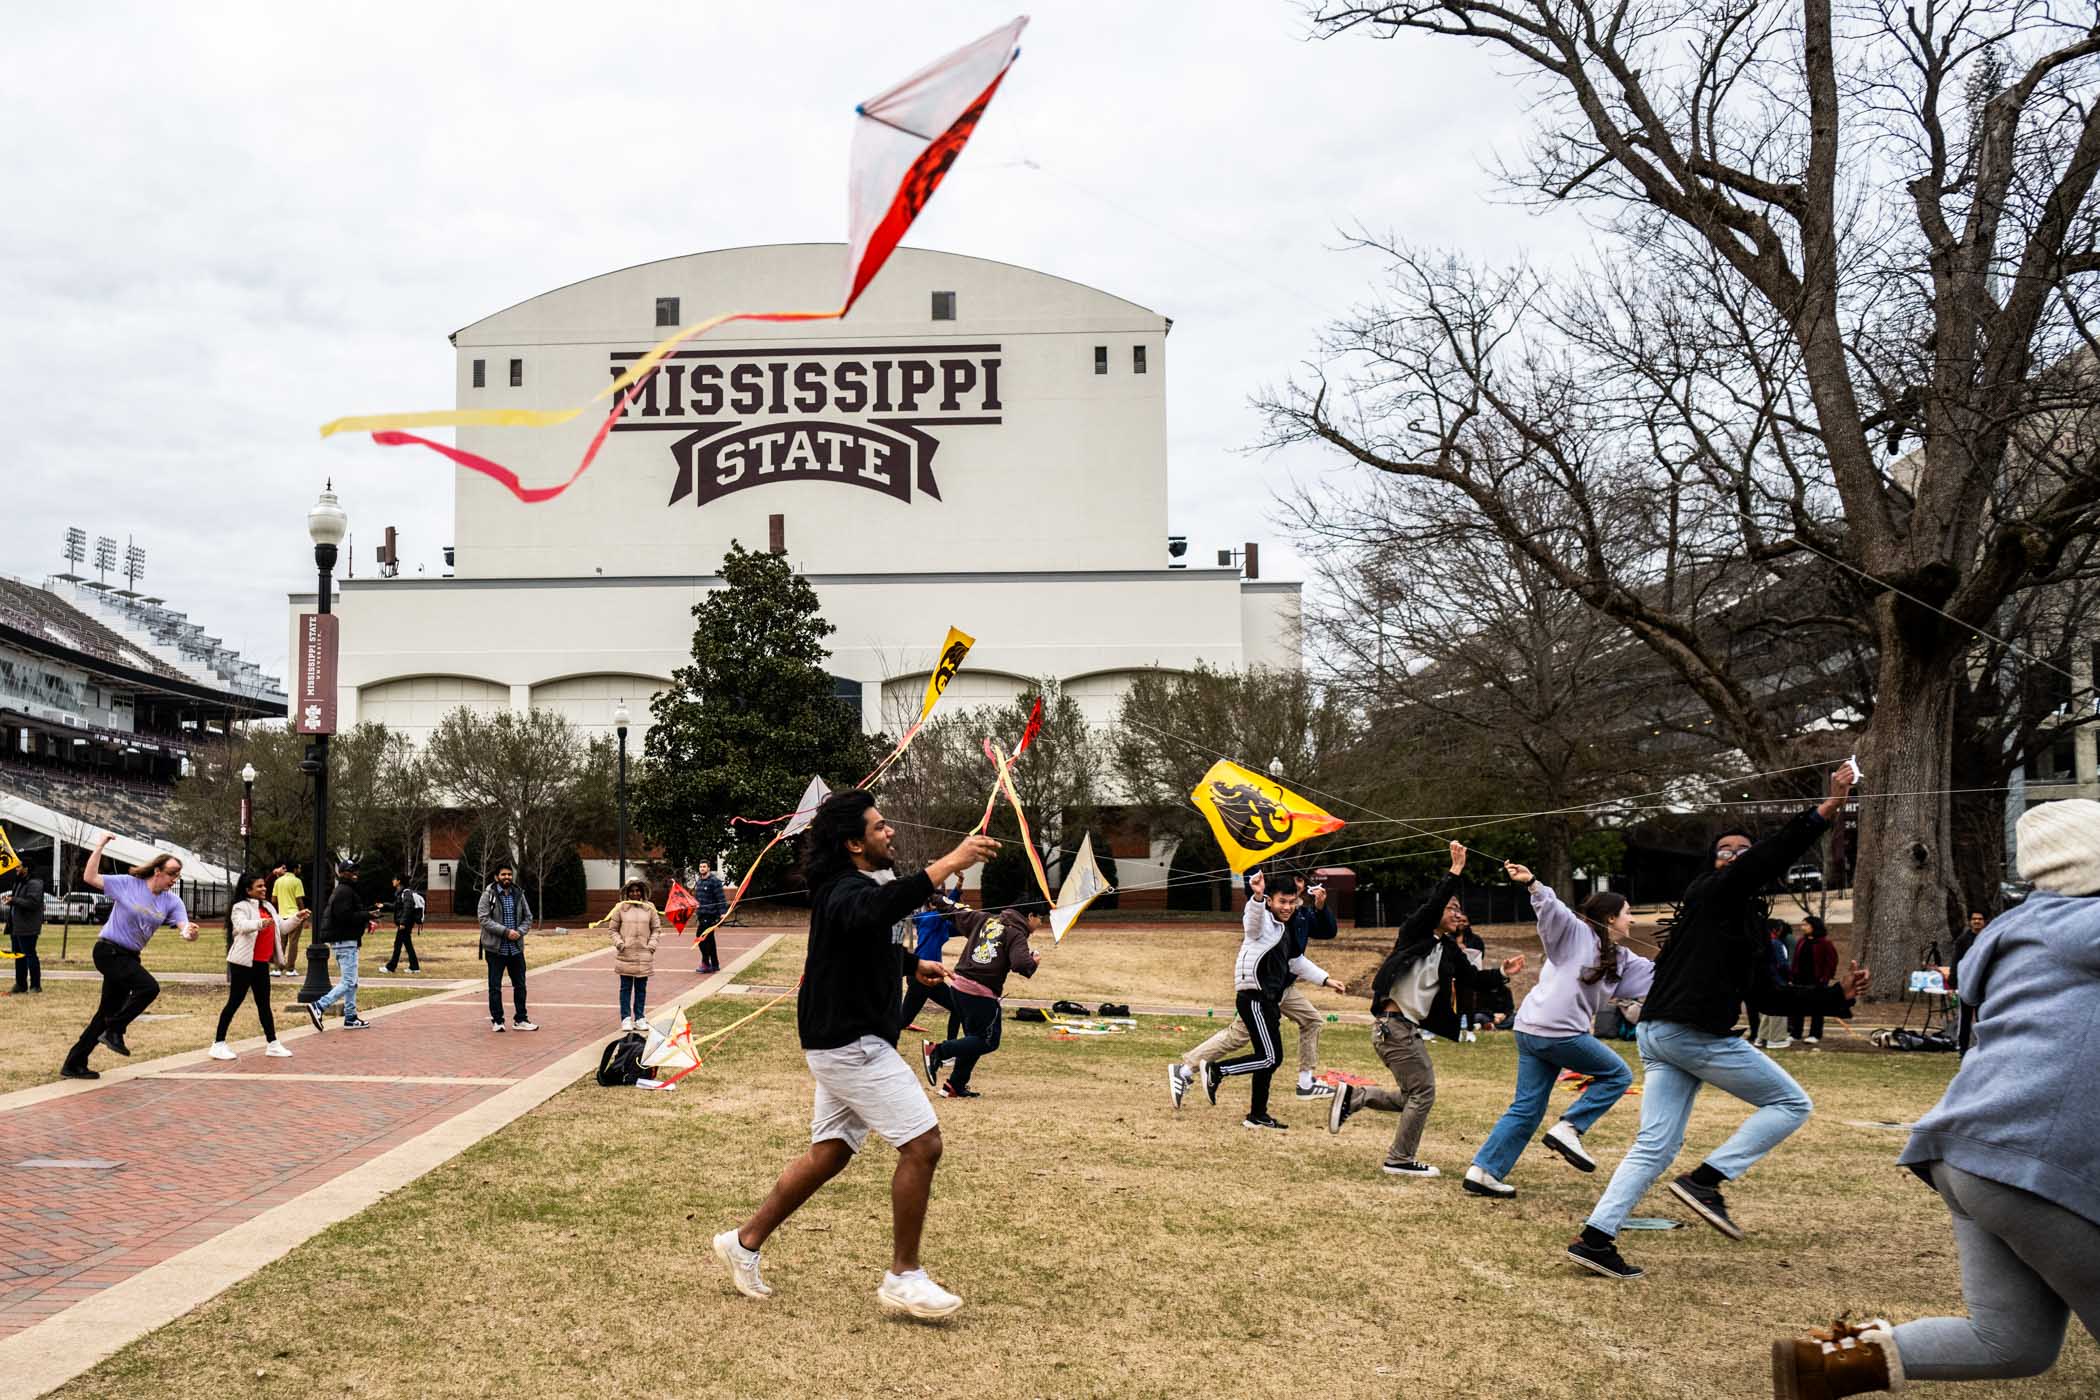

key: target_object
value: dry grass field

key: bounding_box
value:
[38,921,2096,1399]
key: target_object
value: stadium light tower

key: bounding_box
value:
[60,527,87,580]
[298,484,349,1004]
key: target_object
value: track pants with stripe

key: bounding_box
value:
[1215,990,1284,1117]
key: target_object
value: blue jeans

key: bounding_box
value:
[1585,1019,1812,1237]
[619,974,649,1020]
[313,942,360,1019]
[1473,1031,1634,1180]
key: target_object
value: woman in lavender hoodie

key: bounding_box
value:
[1462,863,1655,1200]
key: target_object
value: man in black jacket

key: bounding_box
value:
[305,860,376,1031]
[692,860,728,972]
[6,871,44,993]
[1330,843,1521,1176]
[382,875,422,974]
[1568,763,1870,1281]
[713,791,996,1322]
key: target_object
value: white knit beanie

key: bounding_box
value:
[2016,799,2100,896]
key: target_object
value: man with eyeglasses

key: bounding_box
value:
[1568,762,1870,1281]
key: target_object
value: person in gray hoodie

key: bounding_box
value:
[1769,798,2100,1398]
[477,863,537,1032]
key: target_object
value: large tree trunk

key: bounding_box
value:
[1853,638,1965,993]
[1531,814,1574,896]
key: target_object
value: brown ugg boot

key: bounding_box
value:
[1772,1316,1904,1399]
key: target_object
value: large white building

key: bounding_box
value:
[295,245,1301,901]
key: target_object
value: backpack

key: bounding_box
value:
[596,1032,647,1087]
[1051,1000,1090,1018]
[411,890,426,917]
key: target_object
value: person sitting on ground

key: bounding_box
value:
[1329,844,1522,1177]
[609,878,662,1030]
[1567,763,1868,1283]
[921,902,1040,1098]
[1768,798,2100,1398]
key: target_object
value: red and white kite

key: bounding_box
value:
[319,16,1030,502]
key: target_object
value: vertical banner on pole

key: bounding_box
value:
[293,613,340,736]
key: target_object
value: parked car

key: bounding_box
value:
[1786,863,1823,890]
[40,892,107,923]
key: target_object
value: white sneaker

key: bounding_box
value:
[1382,1160,1441,1178]
[207,1042,236,1061]
[876,1269,962,1320]
[1459,1029,1478,1043]
[712,1229,773,1299]
[1542,1119,1598,1172]
[264,1041,293,1058]
[512,1019,539,1032]
[1765,1035,1793,1049]
[1462,1164,1516,1198]
[620,1016,634,1031]
[1800,1036,1819,1045]
[1167,1062,1192,1110]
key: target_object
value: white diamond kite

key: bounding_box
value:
[1048,833,1113,945]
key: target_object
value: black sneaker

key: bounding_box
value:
[1669,1175,1745,1240]
[342,1016,372,1030]
[938,1083,980,1099]
[921,1040,940,1088]
[1242,1113,1289,1131]
[60,1063,99,1081]
[1295,1081,1336,1099]
[307,1003,325,1033]
[1199,1060,1220,1106]
[1566,1237,1644,1280]
[1329,1085,1361,1135]
[99,1031,131,1057]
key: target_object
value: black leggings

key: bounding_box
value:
[1216,990,1285,1116]
[67,939,159,1066]
[386,925,420,971]
[10,929,38,991]
[216,960,276,1042]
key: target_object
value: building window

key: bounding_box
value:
[471,359,485,388]
[830,674,863,716]
[931,290,956,321]
[656,296,680,327]
[509,358,523,388]
[1133,345,1147,374]
[1094,345,1108,375]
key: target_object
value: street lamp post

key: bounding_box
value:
[1268,756,1285,780]
[298,485,347,1005]
[239,762,257,873]
[613,702,631,886]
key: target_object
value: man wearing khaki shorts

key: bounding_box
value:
[713,791,997,1321]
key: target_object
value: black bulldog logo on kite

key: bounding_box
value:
[1206,779,1300,853]
[929,640,968,701]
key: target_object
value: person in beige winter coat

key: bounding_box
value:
[609,879,663,1030]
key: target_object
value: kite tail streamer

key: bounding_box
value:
[667,984,800,1085]
[970,698,1043,834]
[986,739,1054,904]
[696,826,794,946]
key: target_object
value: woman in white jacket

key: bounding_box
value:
[212,871,304,1060]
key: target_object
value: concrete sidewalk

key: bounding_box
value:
[0,929,776,1400]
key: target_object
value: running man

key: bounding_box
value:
[921,903,1039,1098]
[713,791,997,1320]
[61,835,199,1079]
[1170,869,1340,1106]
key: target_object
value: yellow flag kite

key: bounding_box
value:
[920,626,975,720]
[1190,759,1346,874]
[0,823,20,881]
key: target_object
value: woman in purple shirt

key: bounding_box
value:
[61,833,198,1080]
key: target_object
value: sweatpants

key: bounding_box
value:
[385,924,420,971]
[932,990,1002,1089]
[1891,1161,2100,1382]
[10,929,39,991]
[487,950,528,1022]
[1353,1016,1436,1165]
[1214,990,1284,1117]
[1183,982,1322,1079]
[898,977,960,1040]
[66,939,159,1067]
[215,960,277,1042]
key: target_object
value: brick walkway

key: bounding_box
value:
[0,930,768,1362]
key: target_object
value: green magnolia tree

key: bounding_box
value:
[633,542,882,887]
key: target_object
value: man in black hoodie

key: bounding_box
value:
[1329,844,1522,1177]
[712,790,996,1322]
[1567,763,1870,1281]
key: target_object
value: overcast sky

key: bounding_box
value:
[4,2,1586,683]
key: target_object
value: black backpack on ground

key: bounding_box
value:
[597,1032,647,1086]
[1051,1000,1090,1017]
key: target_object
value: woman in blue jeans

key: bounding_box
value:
[1568,763,1868,1281]
[1464,868,1654,1199]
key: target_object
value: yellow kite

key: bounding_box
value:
[0,823,20,881]
[1190,759,1345,874]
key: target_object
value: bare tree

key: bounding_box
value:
[426,707,599,912]
[1273,3,2100,987]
